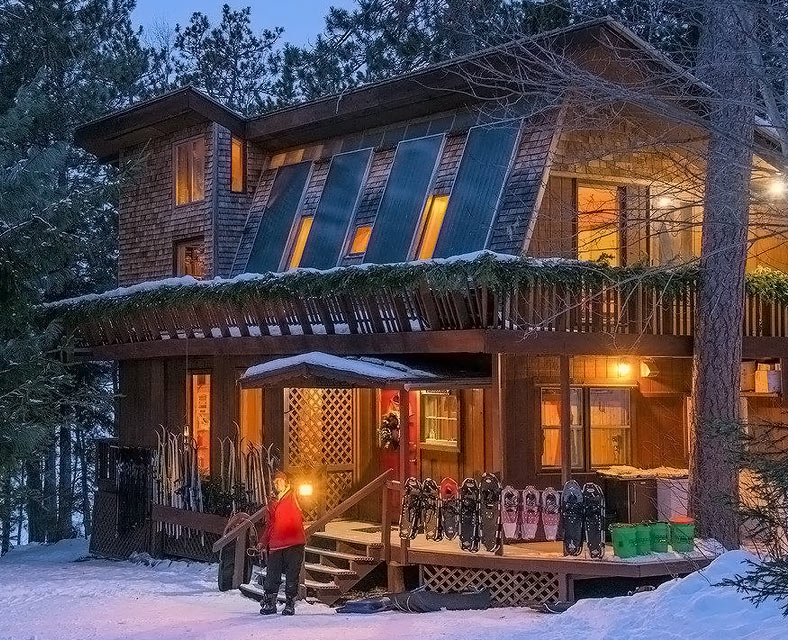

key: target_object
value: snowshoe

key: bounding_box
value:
[399,477,422,540]
[582,482,605,559]
[541,487,560,541]
[422,477,442,541]
[479,473,502,552]
[439,477,460,540]
[500,485,520,541]
[459,478,480,552]
[521,486,541,541]
[560,480,584,556]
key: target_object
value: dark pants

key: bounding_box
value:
[264,544,304,599]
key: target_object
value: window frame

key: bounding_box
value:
[187,370,213,475]
[173,236,206,278]
[538,384,634,472]
[412,193,450,260]
[575,181,624,266]
[173,136,206,207]
[418,389,461,452]
[230,136,247,193]
[286,215,314,269]
[347,224,373,256]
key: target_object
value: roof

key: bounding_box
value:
[240,352,439,388]
[75,18,720,162]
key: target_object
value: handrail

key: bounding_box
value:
[305,468,395,538]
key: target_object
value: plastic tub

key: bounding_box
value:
[634,523,651,554]
[649,521,670,552]
[670,517,696,552]
[610,524,638,558]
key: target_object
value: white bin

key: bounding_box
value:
[656,477,689,521]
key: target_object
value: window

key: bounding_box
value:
[188,373,211,474]
[416,195,449,260]
[419,390,459,450]
[577,185,620,265]
[174,138,205,205]
[540,387,632,470]
[589,388,631,466]
[239,387,263,448]
[288,216,313,269]
[174,238,205,278]
[231,137,245,193]
[650,192,700,265]
[541,388,584,468]
[349,225,372,255]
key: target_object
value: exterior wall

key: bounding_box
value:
[500,355,691,487]
[118,123,215,285]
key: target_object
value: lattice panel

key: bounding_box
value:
[286,388,354,468]
[421,565,560,607]
[326,470,354,511]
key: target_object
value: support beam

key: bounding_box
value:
[560,355,572,485]
[398,386,410,482]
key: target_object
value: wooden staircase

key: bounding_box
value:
[239,533,385,605]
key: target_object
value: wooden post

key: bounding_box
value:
[398,386,410,565]
[781,358,788,407]
[382,485,391,563]
[560,354,572,486]
[492,353,506,479]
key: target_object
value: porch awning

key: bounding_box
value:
[240,352,444,389]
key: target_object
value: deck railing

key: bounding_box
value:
[71,275,788,346]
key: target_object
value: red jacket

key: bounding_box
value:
[260,489,306,551]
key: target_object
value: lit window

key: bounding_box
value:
[416,195,449,260]
[289,217,313,269]
[589,388,631,466]
[577,185,620,265]
[174,238,205,278]
[189,373,211,474]
[541,388,584,468]
[174,138,205,205]
[419,390,459,451]
[231,137,245,193]
[239,387,263,448]
[349,225,372,255]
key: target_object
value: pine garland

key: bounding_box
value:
[45,251,703,327]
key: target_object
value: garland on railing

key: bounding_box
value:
[45,251,702,326]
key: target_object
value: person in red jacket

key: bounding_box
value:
[259,471,306,616]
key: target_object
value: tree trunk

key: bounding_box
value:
[25,458,44,543]
[76,429,92,537]
[690,1,757,549]
[1,470,11,555]
[43,439,57,542]
[57,425,74,540]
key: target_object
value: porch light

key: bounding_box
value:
[769,177,786,198]
[298,482,314,497]
[656,196,673,208]
[616,361,632,377]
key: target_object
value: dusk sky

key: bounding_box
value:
[132,0,358,46]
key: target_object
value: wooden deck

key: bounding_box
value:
[320,519,715,581]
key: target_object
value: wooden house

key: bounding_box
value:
[53,18,788,606]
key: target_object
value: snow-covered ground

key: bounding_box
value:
[0,539,783,640]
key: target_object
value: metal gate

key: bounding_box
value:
[285,388,356,515]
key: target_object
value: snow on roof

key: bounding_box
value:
[241,352,437,385]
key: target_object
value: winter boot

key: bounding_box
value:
[281,596,295,616]
[259,593,277,615]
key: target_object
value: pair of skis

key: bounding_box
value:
[399,474,502,553]
[500,486,561,542]
[561,480,605,558]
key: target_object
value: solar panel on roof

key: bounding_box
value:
[364,134,444,264]
[432,120,521,257]
[298,148,372,269]
[245,161,311,273]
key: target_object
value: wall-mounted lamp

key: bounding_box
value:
[616,361,632,377]
[298,482,314,497]
[640,359,660,378]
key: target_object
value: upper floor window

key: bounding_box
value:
[174,137,205,205]
[650,192,700,265]
[174,238,205,278]
[348,225,372,255]
[577,184,620,265]
[415,195,449,260]
[231,137,245,193]
[288,216,313,269]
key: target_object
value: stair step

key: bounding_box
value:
[304,546,376,563]
[304,579,341,591]
[304,562,358,578]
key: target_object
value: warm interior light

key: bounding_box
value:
[656,196,673,208]
[298,482,313,497]
[769,178,786,197]
[616,361,632,377]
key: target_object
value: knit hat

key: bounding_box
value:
[273,470,289,482]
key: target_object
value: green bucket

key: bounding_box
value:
[634,523,651,555]
[610,524,638,559]
[649,521,670,553]
[670,518,696,553]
